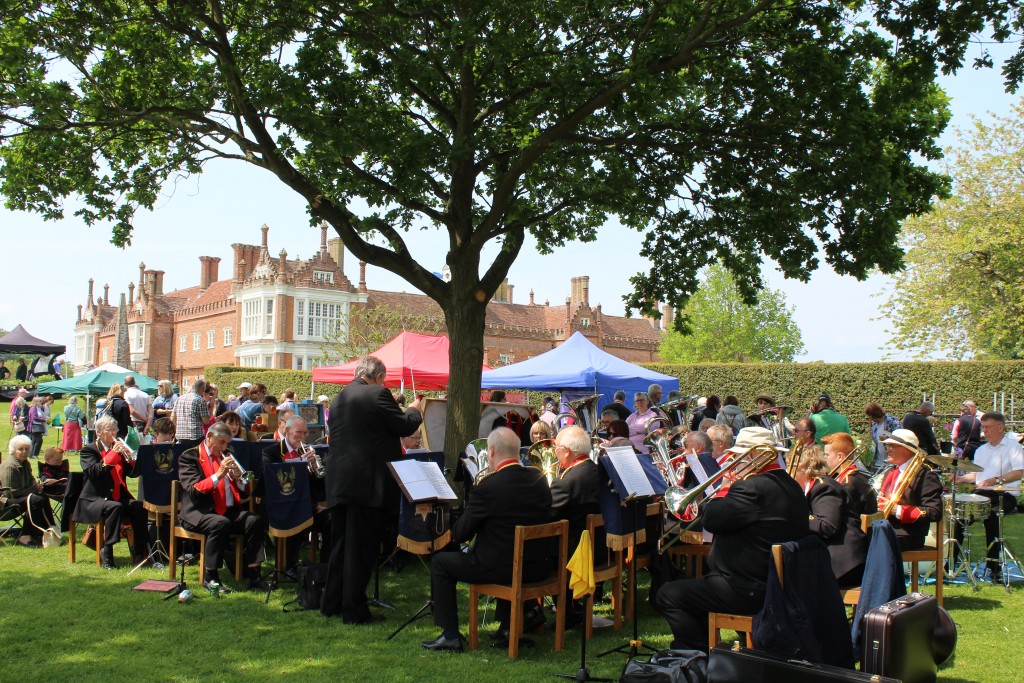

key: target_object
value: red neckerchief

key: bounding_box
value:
[282,439,301,461]
[881,466,900,496]
[100,442,126,502]
[494,459,520,473]
[559,455,589,478]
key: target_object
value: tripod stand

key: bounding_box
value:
[386,502,449,641]
[369,543,396,610]
[984,488,1022,594]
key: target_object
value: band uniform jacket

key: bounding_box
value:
[807,476,848,545]
[326,378,422,509]
[74,441,140,523]
[453,464,553,573]
[703,469,810,598]
[177,444,249,527]
[889,466,943,549]
[832,468,876,580]
[550,458,601,553]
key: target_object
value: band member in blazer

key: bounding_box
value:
[321,355,423,624]
[877,429,943,551]
[261,416,330,572]
[822,432,876,587]
[655,427,809,652]
[74,415,151,569]
[423,427,553,652]
[789,443,849,556]
[178,422,267,591]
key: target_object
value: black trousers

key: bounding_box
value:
[7,494,55,539]
[98,498,151,558]
[655,573,763,651]
[321,503,384,623]
[430,547,546,634]
[182,508,265,572]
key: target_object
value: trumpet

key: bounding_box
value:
[300,443,325,478]
[222,453,252,487]
[114,438,137,464]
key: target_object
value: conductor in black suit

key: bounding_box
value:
[423,427,553,652]
[655,427,809,651]
[321,355,423,624]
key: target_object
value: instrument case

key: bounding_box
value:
[860,592,938,683]
[708,645,898,682]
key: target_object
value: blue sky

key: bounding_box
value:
[0,41,1019,363]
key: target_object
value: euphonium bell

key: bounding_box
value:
[526,439,558,485]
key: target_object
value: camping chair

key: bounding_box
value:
[584,513,622,640]
[468,519,569,659]
[0,500,26,544]
[263,462,314,591]
[708,545,783,648]
[861,513,943,606]
[168,480,244,584]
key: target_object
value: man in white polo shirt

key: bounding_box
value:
[123,375,152,438]
[954,411,1023,582]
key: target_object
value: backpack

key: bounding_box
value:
[284,562,328,612]
[621,649,708,683]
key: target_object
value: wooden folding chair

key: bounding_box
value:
[468,519,569,659]
[584,513,622,639]
[861,513,943,606]
[168,480,244,584]
[708,545,783,648]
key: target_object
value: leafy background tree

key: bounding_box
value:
[885,99,1024,360]
[1,2,1021,467]
[319,303,444,365]
[660,264,804,363]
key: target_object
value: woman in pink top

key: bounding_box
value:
[625,392,658,454]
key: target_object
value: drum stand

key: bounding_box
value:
[942,484,982,591]
[985,494,1022,594]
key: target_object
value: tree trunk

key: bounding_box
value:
[441,297,488,480]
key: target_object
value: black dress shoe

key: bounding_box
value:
[100,548,115,570]
[491,635,535,650]
[421,634,463,652]
[523,606,547,632]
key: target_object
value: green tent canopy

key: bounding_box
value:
[36,369,160,396]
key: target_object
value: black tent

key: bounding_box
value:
[0,324,66,355]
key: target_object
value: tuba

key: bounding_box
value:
[653,395,697,429]
[526,439,559,485]
[554,394,604,435]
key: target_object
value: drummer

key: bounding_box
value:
[953,411,1023,582]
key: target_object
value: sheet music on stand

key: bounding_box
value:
[387,460,458,503]
[604,446,656,499]
[683,453,715,542]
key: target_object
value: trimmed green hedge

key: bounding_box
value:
[203,366,341,401]
[643,360,1024,435]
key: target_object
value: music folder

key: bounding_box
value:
[388,459,459,503]
[601,445,663,501]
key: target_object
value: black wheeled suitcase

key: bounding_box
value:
[860,592,938,683]
[708,645,899,682]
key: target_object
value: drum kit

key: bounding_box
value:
[929,453,1021,591]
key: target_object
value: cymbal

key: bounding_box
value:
[926,453,983,473]
[981,483,1020,492]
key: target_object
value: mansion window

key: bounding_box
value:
[313,270,335,284]
[207,330,215,349]
[179,335,186,352]
[242,298,274,340]
[240,355,260,368]
[223,327,233,346]
[192,333,200,351]
[101,348,108,362]
[296,300,343,339]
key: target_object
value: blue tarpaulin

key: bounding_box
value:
[479,332,679,412]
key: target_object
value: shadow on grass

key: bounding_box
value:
[943,595,1003,611]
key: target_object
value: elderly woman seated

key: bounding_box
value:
[1,435,57,546]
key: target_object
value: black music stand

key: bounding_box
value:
[595,447,661,677]
[384,457,457,642]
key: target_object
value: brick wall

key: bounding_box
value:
[171,309,237,379]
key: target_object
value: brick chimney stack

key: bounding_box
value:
[508,284,514,303]
[87,278,94,306]
[582,280,589,307]
[128,282,135,306]
[565,296,572,320]
[662,304,674,330]
[103,283,109,306]
[327,237,345,274]
[261,224,269,248]
[529,289,535,305]
[359,261,367,293]
[319,221,329,254]
[138,263,146,295]
[77,304,82,322]
[199,255,221,290]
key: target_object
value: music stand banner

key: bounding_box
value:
[262,462,313,534]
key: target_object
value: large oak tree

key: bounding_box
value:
[2,1,1021,468]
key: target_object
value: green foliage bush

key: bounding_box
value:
[643,360,1024,435]
[203,366,341,401]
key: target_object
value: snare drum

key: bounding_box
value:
[943,492,991,524]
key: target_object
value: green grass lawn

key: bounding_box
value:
[2,401,1021,682]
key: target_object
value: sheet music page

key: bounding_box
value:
[389,459,436,501]
[605,446,656,498]
[419,461,458,500]
[461,457,479,481]
[403,448,429,455]
[685,453,709,484]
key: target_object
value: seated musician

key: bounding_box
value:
[748,393,777,429]
[877,429,943,552]
[953,411,1023,582]
[74,415,152,569]
[679,431,721,487]
[261,416,330,574]
[596,409,618,439]
[822,433,875,587]
[272,408,296,441]
[551,425,601,628]
[655,427,809,652]
[218,410,254,442]
[789,443,849,553]
[179,422,269,592]
[706,424,734,467]
[530,420,552,445]
[793,418,816,447]
[0,435,56,546]
[423,427,552,652]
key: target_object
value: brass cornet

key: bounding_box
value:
[300,443,325,478]
[223,454,252,487]
[114,438,137,464]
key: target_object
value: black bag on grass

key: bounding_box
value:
[284,562,328,612]
[620,649,707,683]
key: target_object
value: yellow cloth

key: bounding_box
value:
[566,529,596,600]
